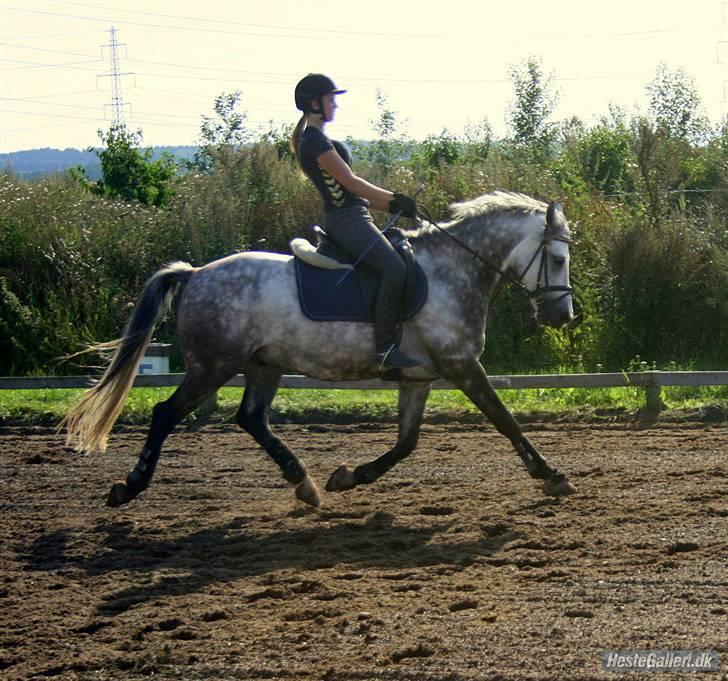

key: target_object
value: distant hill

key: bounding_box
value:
[0,146,198,180]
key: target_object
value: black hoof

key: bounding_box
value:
[106,482,135,507]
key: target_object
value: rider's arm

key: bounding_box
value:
[316,149,394,212]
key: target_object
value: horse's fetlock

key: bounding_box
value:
[353,465,380,485]
[281,460,305,485]
[400,434,419,453]
[235,409,250,430]
[125,468,149,493]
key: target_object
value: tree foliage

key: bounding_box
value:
[506,57,558,156]
[73,124,178,207]
[647,63,709,142]
[190,91,250,173]
[367,89,409,170]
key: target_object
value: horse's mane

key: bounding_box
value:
[407,190,548,240]
[449,190,546,221]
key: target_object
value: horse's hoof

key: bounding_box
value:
[325,464,357,492]
[295,475,321,507]
[543,476,577,497]
[107,482,133,507]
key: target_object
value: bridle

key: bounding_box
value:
[415,204,574,306]
[516,233,574,305]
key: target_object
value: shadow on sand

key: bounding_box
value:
[18,510,525,617]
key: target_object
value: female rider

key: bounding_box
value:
[290,73,420,370]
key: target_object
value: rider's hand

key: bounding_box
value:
[389,192,418,219]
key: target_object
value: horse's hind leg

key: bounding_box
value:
[326,381,432,492]
[107,369,229,507]
[236,365,320,507]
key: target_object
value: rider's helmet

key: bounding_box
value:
[294,73,346,114]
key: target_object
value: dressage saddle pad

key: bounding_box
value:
[294,257,428,323]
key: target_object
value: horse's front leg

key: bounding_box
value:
[326,381,432,492]
[443,359,576,497]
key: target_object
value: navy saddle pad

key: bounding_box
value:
[294,258,428,323]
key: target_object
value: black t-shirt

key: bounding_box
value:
[299,126,369,213]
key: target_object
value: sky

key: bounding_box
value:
[1,0,727,152]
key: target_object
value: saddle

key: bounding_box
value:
[290,226,428,323]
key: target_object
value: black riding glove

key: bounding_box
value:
[388,192,418,219]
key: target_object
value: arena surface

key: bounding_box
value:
[1,419,726,680]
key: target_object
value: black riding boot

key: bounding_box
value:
[374,283,420,370]
[376,343,420,369]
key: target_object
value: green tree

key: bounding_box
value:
[577,120,636,196]
[506,57,558,157]
[647,64,709,142]
[191,91,251,173]
[463,116,493,163]
[367,89,408,170]
[76,124,178,207]
[261,121,295,161]
[419,128,461,168]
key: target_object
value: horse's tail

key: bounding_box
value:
[62,261,196,453]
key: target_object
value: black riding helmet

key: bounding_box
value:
[295,73,346,114]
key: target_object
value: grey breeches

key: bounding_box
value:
[323,205,406,348]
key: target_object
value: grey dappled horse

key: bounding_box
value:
[63,191,577,509]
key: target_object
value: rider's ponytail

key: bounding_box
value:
[289,114,307,168]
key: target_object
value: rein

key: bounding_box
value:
[415,204,573,303]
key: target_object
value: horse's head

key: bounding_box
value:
[508,201,574,327]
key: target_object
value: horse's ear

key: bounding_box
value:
[546,201,564,229]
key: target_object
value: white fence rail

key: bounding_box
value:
[1,371,727,412]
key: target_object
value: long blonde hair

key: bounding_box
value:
[289,114,307,167]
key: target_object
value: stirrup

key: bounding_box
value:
[376,345,421,370]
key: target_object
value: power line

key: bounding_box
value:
[5,3,688,43]
[0,29,102,40]
[1,57,102,71]
[0,41,98,58]
[2,120,93,133]
[46,0,445,39]
[123,55,652,85]
[0,5,323,41]
[0,96,102,112]
[0,107,102,121]
[0,42,655,86]
[1,89,99,100]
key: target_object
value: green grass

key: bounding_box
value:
[1,384,726,427]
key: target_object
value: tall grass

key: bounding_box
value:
[1,117,726,376]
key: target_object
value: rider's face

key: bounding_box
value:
[321,93,337,122]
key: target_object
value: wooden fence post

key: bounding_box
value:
[644,372,665,413]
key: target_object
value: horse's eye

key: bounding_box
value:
[552,255,567,268]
